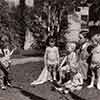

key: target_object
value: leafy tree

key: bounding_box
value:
[0,0,90,50]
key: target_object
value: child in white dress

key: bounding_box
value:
[56,42,83,93]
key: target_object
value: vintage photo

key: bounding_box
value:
[0,0,100,100]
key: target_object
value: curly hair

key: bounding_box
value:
[46,36,57,46]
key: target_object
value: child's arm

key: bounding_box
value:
[9,47,16,56]
[58,56,67,70]
[70,54,77,67]
[44,47,48,67]
[56,47,60,65]
[3,49,9,57]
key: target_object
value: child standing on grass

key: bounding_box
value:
[31,36,59,85]
[78,33,92,82]
[44,36,59,82]
[87,34,100,90]
[0,43,16,89]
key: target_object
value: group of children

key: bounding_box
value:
[0,33,100,94]
[31,33,100,94]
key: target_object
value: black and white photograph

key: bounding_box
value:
[0,0,100,100]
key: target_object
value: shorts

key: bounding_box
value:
[47,64,58,72]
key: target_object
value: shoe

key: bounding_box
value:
[55,87,63,91]
[1,86,6,90]
[87,84,94,88]
[50,79,53,82]
[7,82,12,87]
[30,82,37,87]
[30,82,34,86]
[97,83,100,90]
[64,90,69,94]
[30,82,36,86]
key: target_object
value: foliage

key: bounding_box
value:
[0,0,89,50]
[0,0,25,48]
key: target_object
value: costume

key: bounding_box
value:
[60,52,79,75]
[79,41,91,79]
[59,51,83,91]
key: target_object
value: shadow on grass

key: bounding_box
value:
[12,85,86,100]
[51,81,86,100]
[13,86,46,100]
[69,91,86,100]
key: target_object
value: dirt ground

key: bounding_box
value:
[1,61,100,100]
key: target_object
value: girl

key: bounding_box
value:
[31,36,59,85]
[79,33,92,81]
[87,34,100,89]
[56,42,83,93]
[58,42,79,83]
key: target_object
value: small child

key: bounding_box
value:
[87,34,100,89]
[44,36,59,82]
[0,44,16,89]
[56,42,83,93]
[58,42,78,83]
[79,33,92,81]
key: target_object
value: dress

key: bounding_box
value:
[60,52,83,91]
[79,42,91,79]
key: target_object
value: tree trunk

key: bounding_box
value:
[65,12,81,42]
[19,0,26,48]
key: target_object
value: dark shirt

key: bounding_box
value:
[88,3,100,39]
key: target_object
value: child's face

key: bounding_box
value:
[91,34,100,46]
[49,39,55,47]
[92,39,98,46]
[66,43,76,53]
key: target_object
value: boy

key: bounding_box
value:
[44,36,59,81]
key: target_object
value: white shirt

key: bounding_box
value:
[44,46,59,65]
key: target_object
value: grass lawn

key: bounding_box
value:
[8,61,100,100]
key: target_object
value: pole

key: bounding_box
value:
[19,0,26,48]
